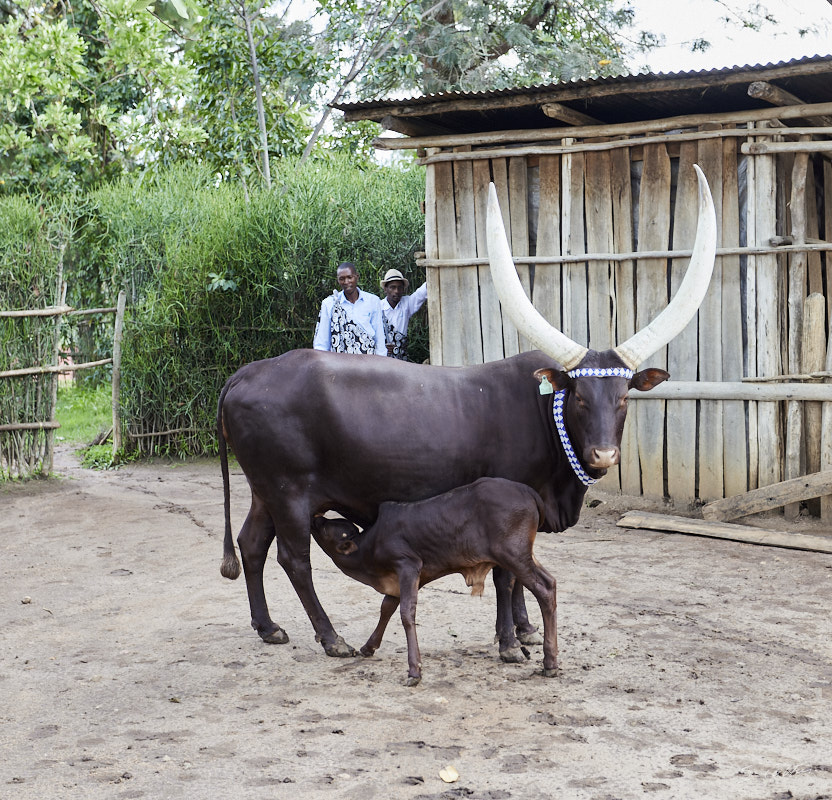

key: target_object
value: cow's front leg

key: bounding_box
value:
[272,505,356,657]
[237,498,288,644]
[492,566,528,663]
[361,595,399,657]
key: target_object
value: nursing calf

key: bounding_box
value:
[311,477,558,686]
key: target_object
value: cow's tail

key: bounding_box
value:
[218,381,242,580]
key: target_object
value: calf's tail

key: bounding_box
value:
[218,381,242,580]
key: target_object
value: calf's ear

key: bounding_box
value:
[629,368,670,392]
[335,540,358,556]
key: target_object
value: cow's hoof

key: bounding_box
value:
[405,675,421,687]
[517,628,544,646]
[322,636,357,658]
[260,627,289,644]
[541,667,560,678]
[500,645,531,664]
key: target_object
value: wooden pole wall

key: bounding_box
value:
[422,123,827,508]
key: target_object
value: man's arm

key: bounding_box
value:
[312,297,333,350]
[408,282,428,313]
[368,297,388,356]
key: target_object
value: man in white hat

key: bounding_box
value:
[379,268,427,361]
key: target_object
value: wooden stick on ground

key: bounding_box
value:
[617,511,832,554]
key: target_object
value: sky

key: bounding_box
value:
[625,0,832,73]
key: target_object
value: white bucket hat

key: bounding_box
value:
[380,268,409,289]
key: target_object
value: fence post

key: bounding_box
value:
[112,291,126,460]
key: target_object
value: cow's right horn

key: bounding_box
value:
[486,183,588,370]
[613,164,717,369]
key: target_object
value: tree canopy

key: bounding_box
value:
[0,0,812,195]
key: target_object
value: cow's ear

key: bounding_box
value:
[629,368,670,392]
[335,540,358,556]
[533,368,571,393]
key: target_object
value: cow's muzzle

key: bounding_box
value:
[585,447,620,470]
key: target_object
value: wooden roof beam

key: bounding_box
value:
[748,80,832,126]
[541,102,601,126]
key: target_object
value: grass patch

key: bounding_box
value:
[55,383,111,446]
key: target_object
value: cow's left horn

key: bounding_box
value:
[486,183,588,370]
[613,164,717,369]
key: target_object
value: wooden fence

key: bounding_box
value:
[0,291,126,479]
[419,116,832,511]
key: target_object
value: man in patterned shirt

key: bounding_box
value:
[313,262,387,355]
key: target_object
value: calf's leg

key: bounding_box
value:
[522,566,558,676]
[397,568,423,686]
[361,595,399,657]
[512,578,543,645]
[492,566,527,663]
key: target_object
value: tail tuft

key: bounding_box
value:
[221,553,241,581]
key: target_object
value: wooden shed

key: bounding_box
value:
[335,55,832,511]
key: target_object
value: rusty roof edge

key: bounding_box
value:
[331,54,832,115]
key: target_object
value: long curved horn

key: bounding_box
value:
[486,183,588,370]
[614,164,717,369]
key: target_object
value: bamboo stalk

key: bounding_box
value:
[0,358,113,379]
[0,422,61,432]
[0,305,73,318]
[743,141,832,155]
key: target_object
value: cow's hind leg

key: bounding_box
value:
[492,566,528,663]
[237,497,288,644]
[271,504,356,658]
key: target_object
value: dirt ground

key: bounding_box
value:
[1,446,831,800]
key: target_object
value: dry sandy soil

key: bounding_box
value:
[1,446,831,800]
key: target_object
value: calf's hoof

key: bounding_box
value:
[405,675,422,687]
[499,645,531,664]
[259,626,289,645]
[541,666,560,678]
[517,627,544,646]
[359,644,376,657]
[321,635,358,658]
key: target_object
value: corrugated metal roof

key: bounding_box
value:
[333,55,832,137]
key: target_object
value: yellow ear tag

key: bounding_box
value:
[538,375,554,395]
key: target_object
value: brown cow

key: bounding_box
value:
[311,477,557,686]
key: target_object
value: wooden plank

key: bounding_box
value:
[491,158,520,357]
[630,381,832,401]
[802,293,826,515]
[665,142,699,504]
[376,99,832,151]
[805,161,823,295]
[744,126,759,490]
[584,148,615,351]
[453,148,484,365]
[424,158,443,365]
[697,130,725,501]
[618,510,832,554]
[826,161,832,325]
[785,145,810,517]
[753,123,783,489]
[610,146,640,495]
[720,135,748,499]
[435,159,462,366]
[561,144,588,348]
[473,159,504,363]
[821,313,832,521]
[635,144,671,498]
[532,155,561,333]
[702,469,832,521]
[509,156,532,353]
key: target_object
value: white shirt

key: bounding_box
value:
[313,288,387,355]
[381,282,427,335]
